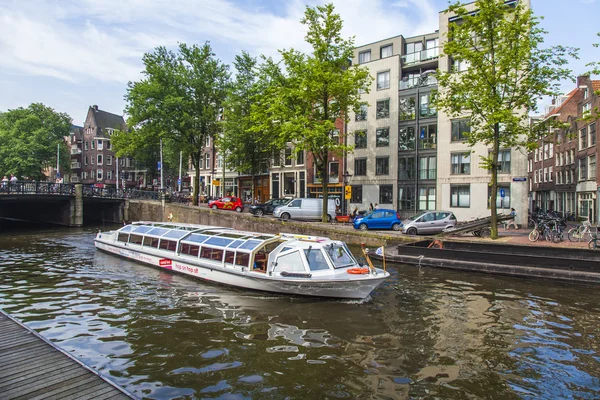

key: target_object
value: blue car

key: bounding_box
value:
[353,209,403,231]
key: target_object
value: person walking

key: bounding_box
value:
[506,208,519,230]
[369,203,374,212]
[10,174,17,182]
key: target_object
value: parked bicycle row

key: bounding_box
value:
[528,214,600,249]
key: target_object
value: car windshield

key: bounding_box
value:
[408,211,428,221]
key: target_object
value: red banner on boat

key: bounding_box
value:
[159,258,172,269]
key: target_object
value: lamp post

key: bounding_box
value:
[342,171,352,216]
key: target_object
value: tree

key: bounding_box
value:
[220,52,281,200]
[0,103,71,180]
[253,3,371,222]
[434,0,578,239]
[123,42,229,204]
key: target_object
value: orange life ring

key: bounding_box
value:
[347,267,370,275]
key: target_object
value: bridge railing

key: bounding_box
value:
[0,181,76,196]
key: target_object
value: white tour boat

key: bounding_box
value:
[94,222,389,299]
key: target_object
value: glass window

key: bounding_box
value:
[376,99,390,119]
[273,251,306,272]
[419,187,436,210]
[418,125,437,149]
[358,50,371,64]
[590,123,596,146]
[419,156,436,180]
[204,153,210,169]
[376,127,390,147]
[405,42,423,54]
[497,150,511,174]
[354,130,367,149]
[580,127,588,149]
[398,186,415,211]
[377,71,390,90]
[590,155,596,180]
[355,104,368,121]
[451,119,470,142]
[97,154,103,165]
[285,148,292,166]
[399,96,415,121]
[376,157,389,175]
[351,185,363,203]
[579,158,587,180]
[354,158,367,176]
[451,185,470,207]
[379,185,393,204]
[419,93,436,118]
[488,186,510,209]
[399,127,415,151]
[380,44,392,58]
[398,157,415,180]
[304,249,329,271]
[91,140,95,149]
[296,150,304,165]
[451,153,470,174]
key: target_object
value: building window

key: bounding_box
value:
[376,127,390,147]
[84,141,88,150]
[377,71,390,90]
[451,153,471,174]
[97,140,103,150]
[107,155,112,165]
[355,104,368,121]
[380,44,392,59]
[205,136,211,147]
[579,157,587,180]
[418,124,437,149]
[354,130,367,149]
[399,96,415,121]
[97,154,103,165]
[398,156,415,180]
[107,170,112,180]
[97,169,103,181]
[419,93,436,118]
[488,186,510,209]
[91,140,95,150]
[376,99,390,119]
[84,156,88,166]
[583,102,591,115]
[419,187,436,210]
[580,127,588,149]
[451,119,470,142]
[590,123,596,147]
[204,153,210,169]
[296,150,304,165]
[216,154,223,169]
[419,156,436,180]
[351,185,363,203]
[329,162,339,183]
[399,127,415,151]
[495,149,511,174]
[451,185,470,207]
[589,155,596,180]
[107,141,111,150]
[358,50,371,64]
[354,158,367,176]
[452,58,470,72]
[376,157,389,175]
[379,185,393,204]
[398,186,415,211]
[285,148,292,166]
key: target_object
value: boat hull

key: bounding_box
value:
[95,240,387,299]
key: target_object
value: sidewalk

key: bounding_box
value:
[480,225,592,249]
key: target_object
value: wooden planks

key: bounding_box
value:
[0,310,134,400]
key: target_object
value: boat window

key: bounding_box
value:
[180,243,199,257]
[163,230,189,239]
[304,249,330,271]
[132,226,153,234]
[143,236,159,248]
[224,250,235,265]
[325,244,356,269]
[147,227,169,236]
[159,239,177,252]
[273,251,305,272]
[129,234,143,245]
[227,240,245,248]
[238,240,262,251]
[118,233,129,243]
[205,237,234,247]
[119,225,135,233]
[186,234,210,244]
[236,252,250,268]
[200,247,224,262]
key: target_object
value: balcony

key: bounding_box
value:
[399,74,438,91]
[71,162,81,169]
[71,148,82,155]
[70,176,81,183]
[419,169,437,180]
[401,47,439,66]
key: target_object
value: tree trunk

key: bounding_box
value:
[490,123,500,239]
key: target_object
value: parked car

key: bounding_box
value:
[273,198,337,221]
[402,210,457,235]
[208,196,244,212]
[249,198,292,216]
[352,209,403,231]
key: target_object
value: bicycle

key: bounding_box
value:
[588,232,599,250]
[568,220,593,242]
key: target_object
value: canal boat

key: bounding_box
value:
[94,222,389,299]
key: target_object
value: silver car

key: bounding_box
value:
[402,210,457,235]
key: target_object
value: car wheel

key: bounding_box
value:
[211,205,218,210]
[359,223,368,231]
[392,223,401,231]
[256,209,264,217]
[281,213,290,221]
[235,206,242,213]
[406,227,417,236]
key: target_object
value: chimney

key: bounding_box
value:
[92,105,98,111]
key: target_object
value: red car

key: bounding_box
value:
[208,196,244,212]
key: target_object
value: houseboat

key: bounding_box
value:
[95,222,389,299]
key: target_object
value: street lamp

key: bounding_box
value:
[342,171,352,216]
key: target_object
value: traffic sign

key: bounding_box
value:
[500,189,505,198]
[177,178,181,185]
[157,161,161,171]
[344,186,352,200]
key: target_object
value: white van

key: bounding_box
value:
[273,198,337,222]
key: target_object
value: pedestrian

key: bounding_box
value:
[1,175,7,186]
[506,207,519,230]
[374,203,379,210]
[369,203,374,212]
[10,174,17,182]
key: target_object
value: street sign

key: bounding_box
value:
[345,186,352,200]
[177,178,181,186]
[157,161,161,171]
[512,177,527,182]
[212,179,221,186]
[500,189,505,198]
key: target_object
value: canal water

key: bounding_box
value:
[0,224,599,399]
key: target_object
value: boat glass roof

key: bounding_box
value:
[238,240,262,250]
[147,227,169,237]
[183,234,211,244]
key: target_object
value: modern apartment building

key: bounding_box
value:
[347,32,440,214]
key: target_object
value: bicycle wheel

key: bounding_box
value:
[567,228,581,242]
[552,231,563,243]
[581,231,593,242]
[529,229,540,242]
[588,239,597,250]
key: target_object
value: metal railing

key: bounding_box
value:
[0,181,76,196]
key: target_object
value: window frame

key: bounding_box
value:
[354,158,367,176]
[376,99,390,119]
[450,185,470,208]
[379,185,393,204]
[451,152,471,175]
[377,70,390,90]
[375,127,390,147]
[451,118,470,142]
[354,130,367,149]
[375,156,389,176]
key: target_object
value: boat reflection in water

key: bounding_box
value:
[95,221,389,299]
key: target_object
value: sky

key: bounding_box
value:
[0,0,598,125]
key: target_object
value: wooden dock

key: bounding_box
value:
[0,310,134,400]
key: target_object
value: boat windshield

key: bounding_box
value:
[324,243,357,269]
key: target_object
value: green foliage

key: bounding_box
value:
[123,42,229,204]
[0,103,71,180]
[435,0,578,238]
[251,3,372,221]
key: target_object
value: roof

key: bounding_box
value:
[543,88,578,118]
[89,106,127,130]
[593,81,600,93]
